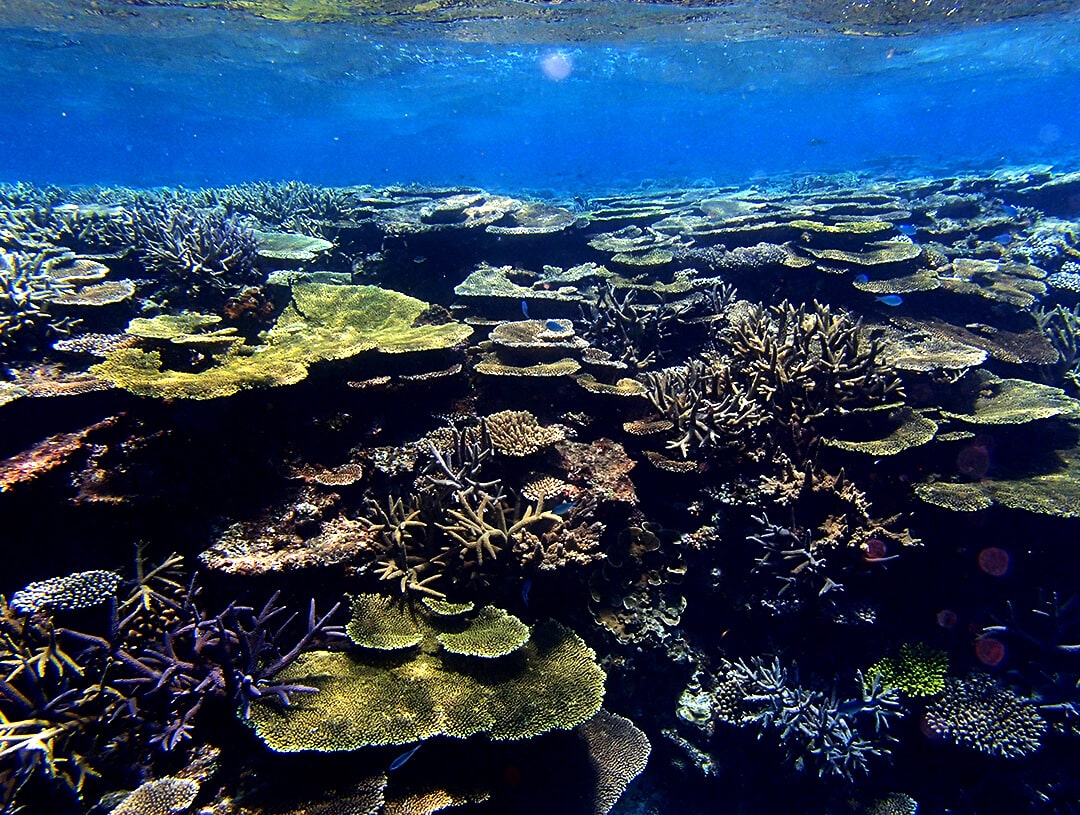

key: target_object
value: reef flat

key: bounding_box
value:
[2,167,1080,815]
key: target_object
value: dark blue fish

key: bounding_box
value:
[875,295,904,307]
[522,578,533,608]
[992,233,1013,245]
[897,224,917,236]
[389,744,421,772]
[521,300,529,318]
[545,319,565,332]
[552,501,577,515]
[853,273,870,284]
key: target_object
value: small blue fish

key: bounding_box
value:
[545,319,565,332]
[522,578,533,608]
[521,300,529,318]
[552,501,577,515]
[1002,204,1019,217]
[853,273,870,284]
[875,295,904,307]
[992,233,1013,245]
[897,224,917,236]
[389,744,421,772]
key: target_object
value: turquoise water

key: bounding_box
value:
[3,5,1080,191]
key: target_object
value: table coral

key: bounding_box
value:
[92,284,472,399]
[247,619,605,750]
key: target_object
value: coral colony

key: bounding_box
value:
[2,171,1080,815]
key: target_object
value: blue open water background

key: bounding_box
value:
[2,5,1080,192]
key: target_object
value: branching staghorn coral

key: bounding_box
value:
[0,250,80,349]
[419,417,502,497]
[677,656,902,782]
[212,180,366,235]
[720,299,904,461]
[363,492,448,599]
[1034,303,1080,392]
[437,487,562,580]
[118,202,261,306]
[0,550,344,810]
[579,281,693,370]
[0,595,126,807]
[642,357,765,459]
[748,513,845,604]
[0,202,121,254]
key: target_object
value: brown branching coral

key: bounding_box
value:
[642,357,764,459]
[483,410,566,457]
[721,299,905,461]
[437,488,562,575]
[515,500,606,572]
[757,453,918,552]
[363,493,446,599]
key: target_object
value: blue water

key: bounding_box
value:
[3,7,1080,192]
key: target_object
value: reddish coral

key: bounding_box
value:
[554,438,637,505]
[0,416,118,493]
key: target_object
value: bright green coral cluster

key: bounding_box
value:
[868,642,948,697]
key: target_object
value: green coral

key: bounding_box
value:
[89,345,309,400]
[803,241,922,266]
[247,619,605,751]
[91,284,472,399]
[823,408,937,456]
[436,606,530,658]
[868,643,948,697]
[421,597,475,617]
[942,373,1080,425]
[267,283,473,359]
[253,230,334,262]
[915,441,1080,518]
[345,594,422,651]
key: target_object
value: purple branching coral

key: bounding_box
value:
[118,202,261,307]
[72,586,345,751]
[676,656,902,782]
[103,588,345,749]
[1,552,344,809]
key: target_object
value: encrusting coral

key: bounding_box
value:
[9,569,122,615]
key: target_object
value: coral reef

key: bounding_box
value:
[5,169,1080,815]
